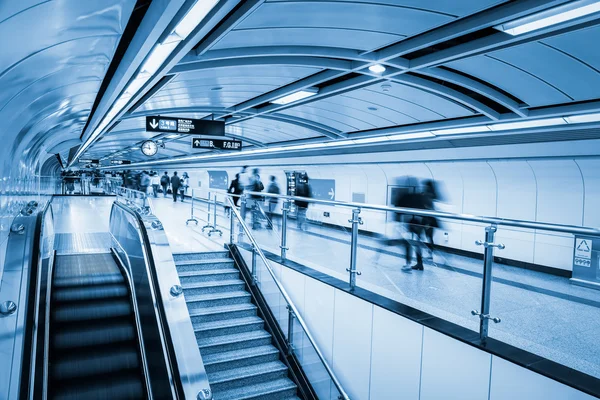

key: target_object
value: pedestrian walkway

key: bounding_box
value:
[149,196,600,380]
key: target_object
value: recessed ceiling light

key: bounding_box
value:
[271,88,319,105]
[369,64,386,74]
[368,107,378,111]
[211,86,223,91]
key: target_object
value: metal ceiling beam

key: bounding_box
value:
[419,67,528,117]
[171,56,356,74]
[254,113,343,138]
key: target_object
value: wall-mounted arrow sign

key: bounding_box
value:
[192,138,242,151]
[111,160,131,165]
[146,116,224,135]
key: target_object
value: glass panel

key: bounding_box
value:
[489,226,600,379]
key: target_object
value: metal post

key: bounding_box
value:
[229,204,235,244]
[472,225,504,344]
[207,192,212,222]
[213,195,218,229]
[280,200,290,261]
[346,208,363,290]
[251,245,257,285]
[287,305,295,355]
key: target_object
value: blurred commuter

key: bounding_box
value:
[140,171,150,195]
[393,188,428,271]
[170,172,181,202]
[228,173,242,207]
[266,176,280,229]
[160,172,170,198]
[239,166,251,220]
[150,172,160,198]
[180,172,190,202]
[295,174,311,231]
[249,168,264,229]
[421,179,440,260]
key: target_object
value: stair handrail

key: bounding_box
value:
[226,196,351,400]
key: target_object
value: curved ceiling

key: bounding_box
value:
[4,0,600,171]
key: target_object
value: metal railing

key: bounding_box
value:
[227,197,350,400]
[116,186,149,213]
[193,188,600,346]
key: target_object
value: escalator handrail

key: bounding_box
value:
[112,201,212,400]
[227,197,351,400]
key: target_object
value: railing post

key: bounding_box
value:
[213,194,218,229]
[251,245,258,285]
[472,225,504,344]
[229,203,235,244]
[287,305,295,355]
[346,208,363,290]
[280,200,290,261]
[207,192,212,222]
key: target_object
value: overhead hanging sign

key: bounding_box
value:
[192,138,242,151]
[79,159,99,164]
[111,160,131,165]
[146,116,225,136]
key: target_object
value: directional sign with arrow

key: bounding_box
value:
[146,116,224,135]
[310,179,336,201]
[192,138,242,151]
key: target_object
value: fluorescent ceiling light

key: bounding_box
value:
[488,118,566,131]
[387,132,435,141]
[165,0,219,43]
[271,88,319,105]
[166,134,180,139]
[140,41,179,75]
[368,64,386,74]
[130,147,140,151]
[494,0,600,36]
[564,112,600,124]
[432,126,491,135]
[352,136,390,144]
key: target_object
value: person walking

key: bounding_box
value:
[180,172,190,202]
[140,171,150,196]
[228,173,242,207]
[249,168,264,229]
[266,176,280,229]
[160,172,170,198]
[150,172,160,198]
[170,171,181,202]
[239,166,251,220]
[295,174,311,231]
[394,189,427,272]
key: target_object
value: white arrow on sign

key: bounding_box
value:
[328,188,335,199]
[149,119,158,129]
[194,140,201,146]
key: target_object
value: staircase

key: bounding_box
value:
[174,251,301,400]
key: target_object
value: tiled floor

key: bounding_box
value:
[149,197,600,379]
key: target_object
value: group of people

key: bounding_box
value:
[227,166,312,231]
[388,178,441,272]
[122,170,190,202]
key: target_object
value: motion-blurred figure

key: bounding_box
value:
[249,168,264,229]
[228,173,242,206]
[170,171,181,202]
[140,171,150,195]
[295,174,311,231]
[150,172,160,198]
[266,176,280,229]
[181,172,190,202]
[239,166,251,220]
[421,179,441,260]
[160,172,170,198]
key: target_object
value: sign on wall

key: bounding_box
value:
[209,170,228,190]
[146,116,225,136]
[310,179,336,201]
[572,236,600,289]
[111,160,131,165]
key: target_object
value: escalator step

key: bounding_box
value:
[52,346,140,381]
[53,273,124,288]
[52,321,136,350]
[51,371,145,400]
[52,299,132,324]
[53,284,128,303]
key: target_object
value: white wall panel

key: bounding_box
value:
[458,162,497,254]
[369,306,423,400]
[489,356,596,400]
[489,161,537,263]
[303,278,336,364]
[332,290,374,400]
[575,159,600,227]
[529,160,583,270]
[420,328,491,400]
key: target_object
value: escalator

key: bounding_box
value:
[48,253,147,400]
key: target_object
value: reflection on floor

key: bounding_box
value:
[150,197,600,379]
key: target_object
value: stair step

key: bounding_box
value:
[209,361,289,392]
[53,321,136,350]
[178,269,239,283]
[197,330,272,355]
[53,284,128,303]
[204,345,280,374]
[52,300,132,324]
[212,378,298,400]
[52,347,140,381]
[173,251,230,262]
[194,316,264,339]
[185,291,251,309]
[175,258,235,273]
[51,370,145,400]
[189,303,257,323]
[53,273,124,288]
[183,279,246,295]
